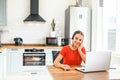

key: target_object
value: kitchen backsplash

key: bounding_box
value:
[1,25,64,44]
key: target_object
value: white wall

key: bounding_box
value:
[1,0,91,44]
[1,0,75,44]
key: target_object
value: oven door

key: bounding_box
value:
[23,53,45,66]
[22,53,46,71]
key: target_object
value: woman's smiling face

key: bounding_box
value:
[72,33,84,48]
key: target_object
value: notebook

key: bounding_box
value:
[75,51,112,72]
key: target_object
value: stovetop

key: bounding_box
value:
[24,48,44,52]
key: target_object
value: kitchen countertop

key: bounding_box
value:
[0,43,62,49]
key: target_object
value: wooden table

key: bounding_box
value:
[47,65,120,80]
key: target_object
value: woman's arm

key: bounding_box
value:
[78,43,86,63]
[53,54,70,70]
[53,54,63,67]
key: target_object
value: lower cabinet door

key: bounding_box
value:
[0,51,5,80]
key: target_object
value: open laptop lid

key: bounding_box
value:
[76,51,112,72]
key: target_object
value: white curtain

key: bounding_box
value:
[116,0,120,52]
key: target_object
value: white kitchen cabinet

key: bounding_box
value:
[0,49,6,80]
[45,49,53,65]
[6,48,61,75]
[7,48,24,75]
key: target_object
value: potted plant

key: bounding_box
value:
[50,18,56,37]
[51,18,56,31]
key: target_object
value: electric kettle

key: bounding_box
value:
[14,37,23,46]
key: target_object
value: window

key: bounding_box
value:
[102,0,120,53]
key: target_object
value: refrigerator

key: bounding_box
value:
[65,7,91,51]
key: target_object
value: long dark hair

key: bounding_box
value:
[72,30,84,39]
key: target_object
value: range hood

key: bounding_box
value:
[24,0,46,22]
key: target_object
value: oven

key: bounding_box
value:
[22,48,46,71]
[23,52,45,66]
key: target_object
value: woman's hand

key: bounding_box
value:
[78,42,83,51]
[78,43,86,63]
[61,64,71,71]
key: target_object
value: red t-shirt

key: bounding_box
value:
[60,45,86,65]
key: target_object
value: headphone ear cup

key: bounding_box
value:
[14,38,16,41]
[20,38,23,42]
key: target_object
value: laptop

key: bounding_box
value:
[75,51,112,72]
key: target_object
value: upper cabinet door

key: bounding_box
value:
[0,0,6,26]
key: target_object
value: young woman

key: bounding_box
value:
[54,30,86,70]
